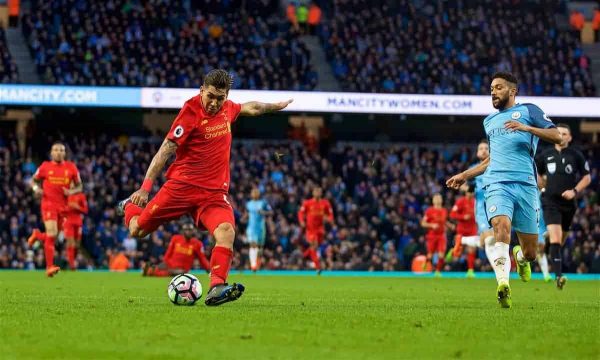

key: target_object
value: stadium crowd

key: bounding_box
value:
[1,131,598,274]
[0,26,19,84]
[319,0,596,96]
[20,0,317,90]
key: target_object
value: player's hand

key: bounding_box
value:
[33,186,43,198]
[561,189,576,200]
[131,189,149,207]
[272,99,293,111]
[504,121,530,133]
[446,173,466,189]
[63,187,70,196]
[430,223,439,230]
[464,214,471,220]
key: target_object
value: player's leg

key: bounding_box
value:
[485,183,517,308]
[460,235,478,277]
[64,224,77,270]
[511,184,542,283]
[120,181,190,238]
[256,229,266,271]
[537,241,551,282]
[246,228,259,271]
[434,236,446,276]
[198,198,244,306]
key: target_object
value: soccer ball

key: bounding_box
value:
[167,273,202,306]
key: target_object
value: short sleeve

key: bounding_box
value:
[70,163,81,183]
[524,104,555,129]
[33,162,46,180]
[166,102,197,146]
[228,101,242,123]
[575,150,590,176]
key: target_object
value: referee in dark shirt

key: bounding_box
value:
[535,124,591,289]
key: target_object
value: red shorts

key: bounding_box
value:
[41,202,65,223]
[137,180,235,234]
[63,222,82,240]
[426,233,447,254]
[306,231,325,244]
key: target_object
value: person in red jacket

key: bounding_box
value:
[449,184,478,278]
[63,187,88,270]
[298,187,333,274]
[421,193,451,276]
[144,223,210,276]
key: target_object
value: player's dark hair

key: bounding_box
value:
[556,123,571,132]
[492,72,518,87]
[51,141,65,148]
[479,139,488,145]
[203,69,234,91]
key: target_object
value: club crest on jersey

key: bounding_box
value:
[488,205,497,213]
[511,111,521,120]
[547,163,556,174]
[174,125,184,138]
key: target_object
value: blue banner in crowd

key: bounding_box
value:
[0,85,141,107]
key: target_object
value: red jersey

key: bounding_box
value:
[165,96,242,191]
[64,192,88,226]
[450,196,477,236]
[298,198,334,232]
[423,207,448,235]
[33,161,80,207]
[164,235,210,272]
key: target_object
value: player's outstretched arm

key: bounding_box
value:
[446,157,490,189]
[240,99,293,117]
[130,139,178,207]
[29,178,43,197]
[64,182,83,196]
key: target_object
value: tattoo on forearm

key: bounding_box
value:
[145,140,177,181]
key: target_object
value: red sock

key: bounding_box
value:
[44,236,56,269]
[436,257,445,272]
[308,248,321,270]
[124,202,143,227]
[209,246,233,288]
[67,246,76,269]
[467,252,476,270]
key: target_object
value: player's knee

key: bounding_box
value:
[214,222,235,246]
[491,219,510,241]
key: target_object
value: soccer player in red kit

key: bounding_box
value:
[449,184,478,278]
[63,187,88,270]
[28,142,82,277]
[117,69,292,306]
[421,193,449,276]
[144,223,210,276]
[298,187,334,274]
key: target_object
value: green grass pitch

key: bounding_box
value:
[0,272,598,359]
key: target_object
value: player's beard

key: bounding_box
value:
[492,95,509,110]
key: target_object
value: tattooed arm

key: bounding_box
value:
[130,139,178,207]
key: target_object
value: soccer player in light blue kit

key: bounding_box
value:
[244,187,272,272]
[447,72,562,308]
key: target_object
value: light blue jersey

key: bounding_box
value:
[481,103,555,187]
[245,199,271,245]
[481,103,555,234]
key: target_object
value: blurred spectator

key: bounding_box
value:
[21,0,316,90]
[287,2,299,31]
[593,9,600,41]
[1,130,597,273]
[307,2,322,35]
[0,26,19,83]
[297,3,309,34]
[321,0,596,96]
[570,10,585,35]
